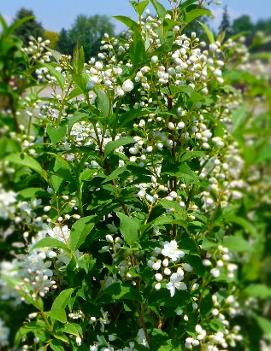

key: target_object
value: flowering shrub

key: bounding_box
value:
[0,1,271,350]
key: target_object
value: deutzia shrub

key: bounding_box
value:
[0,1,271,350]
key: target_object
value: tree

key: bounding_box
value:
[68,14,114,60]
[13,8,44,45]
[232,15,254,34]
[44,31,59,50]
[56,29,73,55]
[255,19,271,34]
[218,6,231,38]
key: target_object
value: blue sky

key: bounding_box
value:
[1,0,270,32]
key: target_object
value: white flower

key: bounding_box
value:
[164,268,171,275]
[182,263,193,272]
[0,318,9,346]
[168,122,175,130]
[166,272,187,297]
[155,273,163,281]
[210,268,220,278]
[122,79,134,92]
[177,121,185,129]
[151,55,158,64]
[155,282,161,290]
[137,328,149,348]
[152,260,161,270]
[0,188,17,219]
[48,225,70,242]
[161,240,184,261]
[106,234,114,243]
[115,86,125,97]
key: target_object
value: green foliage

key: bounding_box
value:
[44,30,59,49]
[13,8,44,45]
[56,15,115,60]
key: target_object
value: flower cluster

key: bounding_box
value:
[148,240,188,296]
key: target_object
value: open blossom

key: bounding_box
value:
[0,188,17,219]
[48,225,70,242]
[166,271,187,297]
[161,240,184,261]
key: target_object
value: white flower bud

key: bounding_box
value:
[122,79,134,92]
[151,55,158,63]
[155,273,163,281]
[106,234,114,243]
[168,122,175,130]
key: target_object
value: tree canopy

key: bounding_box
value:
[56,14,115,60]
[218,6,231,38]
[13,8,44,45]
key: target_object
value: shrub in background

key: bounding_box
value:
[0,1,271,350]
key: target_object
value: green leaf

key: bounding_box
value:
[131,0,149,16]
[50,341,65,351]
[15,321,47,346]
[73,46,85,74]
[61,323,82,337]
[232,106,247,133]
[6,16,33,36]
[198,21,215,44]
[159,199,187,219]
[116,212,140,247]
[179,0,197,11]
[32,237,69,252]
[53,155,72,178]
[131,30,146,65]
[99,283,140,302]
[255,316,271,336]
[176,163,199,184]
[151,214,187,227]
[104,137,134,158]
[180,150,204,161]
[118,108,145,127]
[224,214,257,238]
[150,0,167,19]
[102,167,128,184]
[19,187,44,199]
[113,16,139,31]
[5,153,48,181]
[223,235,251,253]
[79,168,97,183]
[184,9,212,27]
[43,63,65,90]
[50,174,64,193]
[47,124,67,144]
[244,285,271,299]
[69,216,96,251]
[95,87,111,117]
[50,288,74,323]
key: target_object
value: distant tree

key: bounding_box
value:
[255,19,271,34]
[254,19,271,51]
[44,31,59,49]
[13,8,44,45]
[68,14,114,60]
[232,15,254,34]
[218,6,232,38]
[56,29,73,55]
